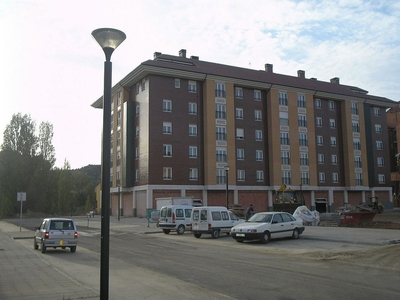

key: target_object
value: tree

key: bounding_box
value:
[1,113,37,156]
[38,121,56,167]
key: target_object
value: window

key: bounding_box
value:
[351,102,359,115]
[163,167,172,180]
[319,172,326,183]
[315,98,322,108]
[237,149,244,160]
[298,115,307,127]
[282,171,291,185]
[215,82,226,97]
[279,92,288,106]
[236,128,244,140]
[281,151,290,165]
[117,91,122,106]
[117,130,121,146]
[141,79,146,91]
[376,141,383,150]
[331,137,337,146]
[280,112,289,126]
[255,110,262,121]
[255,130,263,141]
[215,104,226,119]
[136,83,140,95]
[375,124,382,133]
[378,174,385,184]
[354,156,362,168]
[301,172,310,185]
[189,168,198,180]
[374,107,381,116]
[377,157,384,167]
[355,173,363,186]
[316,117,323,127]
[216,126,226,141]
[329,119,336,128]
[163,122,172,134]
[117,110,121,127]
[329,101,335,110]
[189,124,197,136]
[163,144,172,157]
[235,87,243,99]
[135,126,139,137]
[237,170,245,181]
[256,150,263,161]
[256,170,264,182]
[216,148,227,162]
[352,121,359,132]
[297,94,306,108]
[317,136,323,145]
[189,102,197,114]
[299,133,308,146]
[135,147,139,159]
[300,152,308,165]
[163,99,172,112]
[332,173,339,183]
[188,81,197,93]
[189,146,198,158]
[318,154,325,164]
[236,108,244,119]
[331,155,338,165]
[136,104,140,116]
[280,132,290,145]
[254,90,261,101]
[353,138,361,150]
[217,168,226,184]
[175,78,180,88]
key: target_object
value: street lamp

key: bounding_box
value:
[117,185,121,222]
[225,166,230,208]
[92,27,126,300]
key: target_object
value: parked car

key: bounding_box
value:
[191,206,245,239]
[158,205,194,234]
[230,212,305,243]
[34,218,78,253]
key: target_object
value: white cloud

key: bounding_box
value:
[0,0,399,169]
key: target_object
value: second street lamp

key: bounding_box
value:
[92,27,126,300]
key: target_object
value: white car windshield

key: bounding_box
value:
[248,213,272,223]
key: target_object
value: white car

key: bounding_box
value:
[230,212,305,243]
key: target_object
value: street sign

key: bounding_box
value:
[17,192,26,202]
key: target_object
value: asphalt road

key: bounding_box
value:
[5,217,400,300]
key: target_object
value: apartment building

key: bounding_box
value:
[92,49,398,217]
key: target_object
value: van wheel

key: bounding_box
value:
[176,225,185,235]
[162,229,171,234]
[41,241,46,253]
[292,228,299,239]
[260,231,270,244]
[194,233,201,238]
[211,229,220,239]
[70,246,76,253]
[34,239,38,250]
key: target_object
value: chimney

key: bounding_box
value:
[297,70,305,78]
[310,77,317,81]
[265,63,273,73]
[190,55,199,60]
[179,49,187,58]
[153,52,162,59]
[330,77,340,84]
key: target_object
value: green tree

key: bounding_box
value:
[38,121,56,168]
[1,113,37,156]
[58,159,73,214]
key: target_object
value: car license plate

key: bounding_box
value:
[59,240,63,246]
[236,233,245,237]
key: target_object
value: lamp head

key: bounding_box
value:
[92,28,126,60]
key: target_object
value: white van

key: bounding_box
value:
[158,205,194,234]
[191,206,244,239]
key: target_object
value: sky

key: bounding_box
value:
[1,0,399,169]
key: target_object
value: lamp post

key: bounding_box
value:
[117,185,121,221]
[92,28,126,300]
[225,166,230,208]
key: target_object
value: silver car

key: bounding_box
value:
[34,218,78,253]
